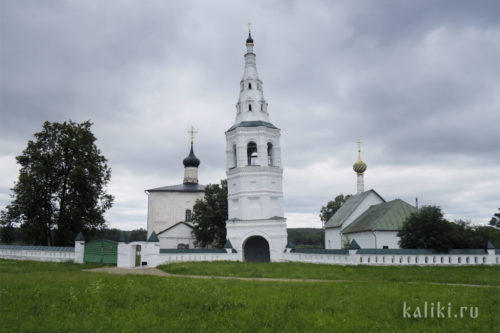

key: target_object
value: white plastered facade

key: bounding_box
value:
[324,191,385,249]
[146,191,203,238]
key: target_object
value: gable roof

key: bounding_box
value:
[147,231,159,242]
[156,222,194,236]
[146,183,205,193]
[342,199,417,234]
[324,190,385,229]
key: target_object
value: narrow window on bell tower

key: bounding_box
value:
[232,144,237,168]
[248,83,252,89]
[248,104,252,111]
[267,142,273,166]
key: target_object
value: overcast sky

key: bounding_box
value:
[1,0,499,230]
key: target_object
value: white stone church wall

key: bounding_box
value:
[325,228,342,249]
[147,191,204,237]
[158,223,196,249]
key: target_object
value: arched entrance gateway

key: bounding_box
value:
[243,236,270,262]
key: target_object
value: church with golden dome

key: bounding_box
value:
[324,142,417,250]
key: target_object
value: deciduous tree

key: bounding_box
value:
[0,120,113,245]
[191,180,228,248]
[319,194,351,225]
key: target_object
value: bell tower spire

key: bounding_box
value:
[234,26,270,125]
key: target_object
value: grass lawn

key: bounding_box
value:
[0,259,498,332]
[159,261,500,286]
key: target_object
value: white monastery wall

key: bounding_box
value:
[0,246,75,262]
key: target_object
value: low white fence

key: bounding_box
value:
[1,243,498,266]
[0,245,75,262]
[283,248,499,266]
[158,251,239,265]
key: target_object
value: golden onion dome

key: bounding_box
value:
[353,158,367,174]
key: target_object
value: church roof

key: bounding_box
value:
[226,120,278,132]
[157,222,194,236]
[324,190,385,229]
[146,183,205,193]
[342,199,417,234]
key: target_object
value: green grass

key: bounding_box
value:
[159,261,500,286]
[0,259,498,332]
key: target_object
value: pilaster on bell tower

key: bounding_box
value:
[225,27,287,262]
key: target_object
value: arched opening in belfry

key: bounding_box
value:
[243,236,270,262]
[267,142,273,166]
[247,142,257,165]
[248,104,252,111]
[232,144,237,168]
[248,82,252,89]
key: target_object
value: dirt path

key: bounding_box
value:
[84,266,500,288]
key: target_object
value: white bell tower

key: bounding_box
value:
[225,26,287,262]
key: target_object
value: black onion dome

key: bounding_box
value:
[183,144,200,167]
[246,32,254,44]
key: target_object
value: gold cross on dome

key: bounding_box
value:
[356,139,362,152]
[187,126,197,145]
[248,22,252,33]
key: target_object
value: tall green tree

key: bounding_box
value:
[319,194,351,225]
[191,180,228,248]
[398,206,454,250]
[0,120,113,245]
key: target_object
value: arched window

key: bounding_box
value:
[261,104,263,111]
[232,144,237,168]
[248,83,252,89]
[249,104,252,111]
[185,209,191,222]
[267,142,273,166]
[247,142,257,165]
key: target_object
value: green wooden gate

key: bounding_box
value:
[84,240,118,265]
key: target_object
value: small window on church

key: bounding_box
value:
[247,142,257,165]
[249,104,252,111]
[261,104,263,111]
[248,83,252,89]
[185,209,191,222]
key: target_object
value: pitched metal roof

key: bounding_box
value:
[147,231,159,242]
[146,183,205,193]
[74,232,85,241]
[226,121,278,132]
[157,222,194,236]
[324,190,385,229]
[343,199,417,234]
